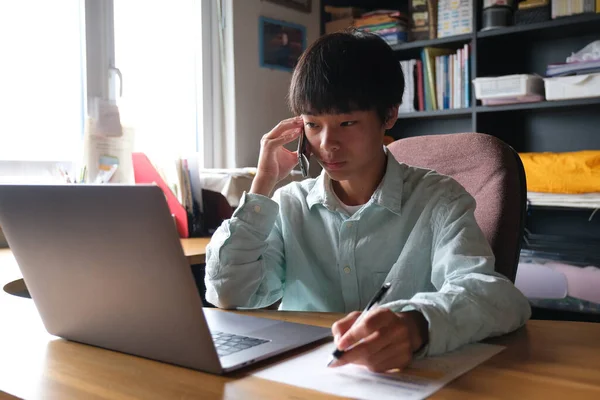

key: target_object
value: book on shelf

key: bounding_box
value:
[416,60,425,111]
[552,0,596,18]
[426,45,470,111]
[398,44,471,114]
[399,60,418,113]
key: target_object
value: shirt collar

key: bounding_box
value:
[306,146,404,215]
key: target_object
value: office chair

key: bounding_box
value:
[388,133,527,283]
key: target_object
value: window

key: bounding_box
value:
[113,0,203,160]
[0,0,206,168]
[0,0,85,162]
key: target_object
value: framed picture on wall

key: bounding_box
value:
[263,0,312,13]
[259,16,307,73]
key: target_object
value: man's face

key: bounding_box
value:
[302,109,396,181]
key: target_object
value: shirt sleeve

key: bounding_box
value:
[380,189,532,357]
[204,191,286,309]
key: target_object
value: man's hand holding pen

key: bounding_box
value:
[329,308,429,373]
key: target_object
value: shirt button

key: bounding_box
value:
[253,205,261,213]
[343,266,351,274]
[346,222,353,228]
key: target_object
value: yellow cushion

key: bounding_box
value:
[519,151,600,194]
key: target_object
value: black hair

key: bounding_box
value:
[288,29,404,123]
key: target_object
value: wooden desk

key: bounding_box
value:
[0,238,210,299]
[2,250,600,399]
[0,237,209,268]
[180,237,211,265]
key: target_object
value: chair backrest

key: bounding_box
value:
[201,189,234,235]
[387,133,526,282]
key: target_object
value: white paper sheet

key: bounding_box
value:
[527,192,600,210]
[253,342,505,400]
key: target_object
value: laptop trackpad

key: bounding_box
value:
[203,308,280,335]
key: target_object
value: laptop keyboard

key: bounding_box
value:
[211,331,270,357]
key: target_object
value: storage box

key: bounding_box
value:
[515,4,551,25]
[544,73,600,101]
[473,74,545,100]
[325,17,356,34]
[438,0,473,38]
[411,0,437,41]
[324,6,364,20]
[518,0,549,9]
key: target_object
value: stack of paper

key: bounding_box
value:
[253,341,505,400]
[527,192,600,209]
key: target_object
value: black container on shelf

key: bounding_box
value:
[482,6,514,31]
[515,5,551,25]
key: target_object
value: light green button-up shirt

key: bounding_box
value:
[205,149,531,356]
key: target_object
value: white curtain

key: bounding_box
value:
[203,0,237,169]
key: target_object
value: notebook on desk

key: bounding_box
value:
[0,184,331,374]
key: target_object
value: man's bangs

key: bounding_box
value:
[289,75,374,116]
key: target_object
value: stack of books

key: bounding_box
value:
[354,10,410,46]
[399,45,471,113]
[431,46,471,110]
[546,60,600,77]
[552,0,597,18]
[546,40,600,77]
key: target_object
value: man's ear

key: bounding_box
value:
[384,105,399,130]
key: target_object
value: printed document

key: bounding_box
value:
[252,341,504,400]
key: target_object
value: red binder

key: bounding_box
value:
[132,152,189,238]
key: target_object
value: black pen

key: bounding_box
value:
[327,282,392,367]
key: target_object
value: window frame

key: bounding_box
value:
[0,0,209,175]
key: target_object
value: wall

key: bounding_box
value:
[231,0,321,168]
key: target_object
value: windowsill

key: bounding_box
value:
[0,160,74,184]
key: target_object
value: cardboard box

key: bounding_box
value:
[518,0,549,9]
[325,18,356,34]
[324,6,364,20]
[411,0,437,40]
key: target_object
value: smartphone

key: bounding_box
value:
[297,128,310,178]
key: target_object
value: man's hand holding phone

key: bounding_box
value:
[297,123,310,178]
[250,117,308,197]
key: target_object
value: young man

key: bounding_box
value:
[205,30,531,372]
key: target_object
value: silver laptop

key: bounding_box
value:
[0,184,331,374]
